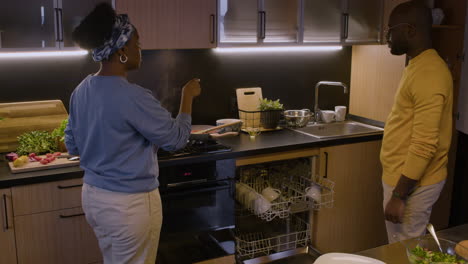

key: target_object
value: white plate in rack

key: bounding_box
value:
[314,253,386,264]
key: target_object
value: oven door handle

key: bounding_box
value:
[167,179,208,188]
[161,182,232,198]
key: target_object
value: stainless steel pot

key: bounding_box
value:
[284,109,312,128]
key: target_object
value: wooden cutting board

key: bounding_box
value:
[0,100,68,153]
[236,87,263,128]
[8,153,80,173]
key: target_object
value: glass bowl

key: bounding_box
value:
[401,236,468,264]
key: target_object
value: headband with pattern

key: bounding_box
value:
[92,14,134,62]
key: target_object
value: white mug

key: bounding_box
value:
[305,185,322,203]
[261,187,281,202]
[334,106,347,122]
[254,196,272,215]
[246,191,260,209]
[321,110,335,123]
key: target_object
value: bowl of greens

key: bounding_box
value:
[402,236,468,264]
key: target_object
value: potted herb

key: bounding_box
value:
[258,98,283,129]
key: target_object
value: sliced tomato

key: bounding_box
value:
[46,153,53,158]
[34,156,42,161]
[40,159,49,165]
[53,152,61,157]
[28,153,36,158]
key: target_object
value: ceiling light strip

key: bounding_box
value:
[0,50,89,58]
[213,46,343,53]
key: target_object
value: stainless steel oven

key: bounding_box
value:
[156,160,236,264]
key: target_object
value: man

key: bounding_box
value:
[381,0,453,243]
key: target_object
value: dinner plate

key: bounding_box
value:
[314,253,386,264]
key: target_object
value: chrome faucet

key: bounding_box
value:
[314,81,348,123]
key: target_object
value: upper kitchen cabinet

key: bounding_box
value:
[218,0,383,46]
[60,0,109,48]
[218,0,300,45]
[115,0,217,50]
[0,0,110,49]
[303,0,342,43]
[262,0,299,43]
[344,0,383,44]
[0,1,57,48]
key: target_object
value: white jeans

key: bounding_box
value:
[382,180,445,243]
[82,183,163,264]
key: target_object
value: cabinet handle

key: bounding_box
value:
[58,8,64,42]
[259,11,266,39]
[59,213,85,219]
[210,14,215,44]
[40,6,45,26]
[341,13,349,40]
[54,8,60,41]
[323,152,329,178]
[2,194,8,231]
[57,184,83,189]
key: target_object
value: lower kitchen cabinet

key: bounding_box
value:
[312,140,388,253]
[15,206,101,264]
[0,188,17,264]
[0,179,102,264]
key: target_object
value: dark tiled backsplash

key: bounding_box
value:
[1,48,351,125]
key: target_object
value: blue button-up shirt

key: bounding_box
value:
[65,75,191,193]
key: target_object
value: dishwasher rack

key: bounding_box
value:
[234,157,334,262]
[235,214,310,260]
[236,160,334,221]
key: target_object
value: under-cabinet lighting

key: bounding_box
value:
[213,46,343,53]
[0,50,88,58]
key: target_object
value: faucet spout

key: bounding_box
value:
[314,81,348,123]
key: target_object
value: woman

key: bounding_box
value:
[64,3,201,264]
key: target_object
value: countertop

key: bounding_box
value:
[0,122,383,188]
[358,224,468,264]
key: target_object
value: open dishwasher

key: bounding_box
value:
[234,157,335,263]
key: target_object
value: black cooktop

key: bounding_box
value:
[158,137,231,160]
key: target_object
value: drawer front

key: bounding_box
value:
[12,178,83,216]
[15,207,101,264]
[0,188,18,264]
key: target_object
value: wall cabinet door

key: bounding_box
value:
[15,207,101,264]
[262,0,300,43]
[312,140,388,253]
[344,0,383,44]
[219,0,300,45]
[218,0,259,44]
[175,0,217,49]
[0,0,58,48]
[0,188,17,264]
[116,0,216,50]
[60,0,109,48]
[303,0,342,43]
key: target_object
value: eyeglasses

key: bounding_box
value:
[384,23,415,36]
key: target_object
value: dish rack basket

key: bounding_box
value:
[235,214,310,260]
[237,160,335,221]
[238,109,283,132]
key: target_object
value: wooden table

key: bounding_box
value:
[358,224,468,264]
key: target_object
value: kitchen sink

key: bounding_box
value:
[291,121,383,139]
